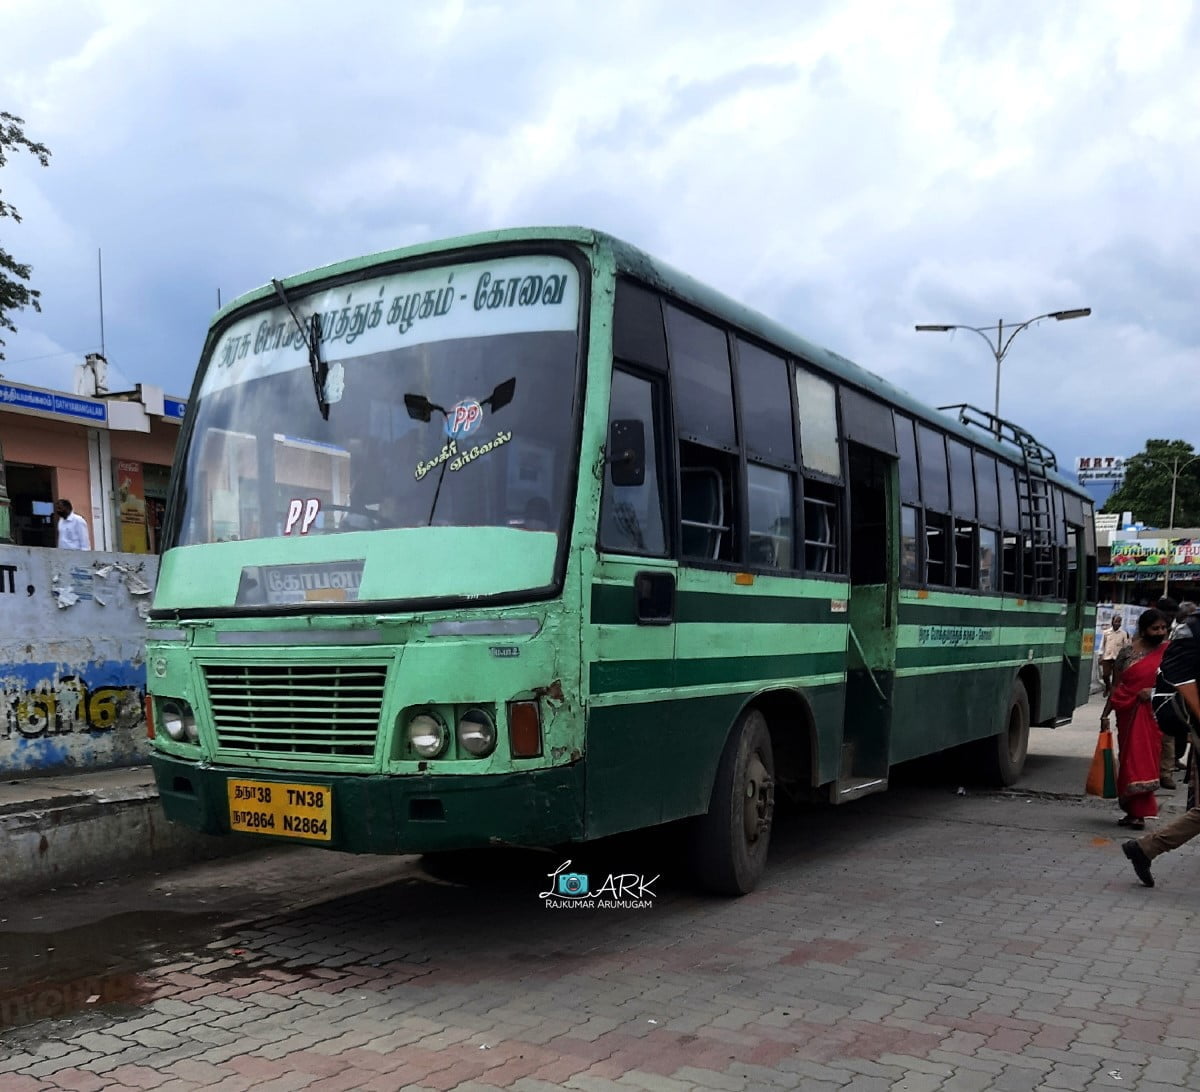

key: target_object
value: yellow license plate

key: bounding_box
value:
[227,779,332,842]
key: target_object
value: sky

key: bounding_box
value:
[1,0,1197,484]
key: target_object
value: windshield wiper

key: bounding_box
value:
[272,279,328,420]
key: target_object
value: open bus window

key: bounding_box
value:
[953,520,976,588]
[679,442,736,562]
[802,478,841,574]
[1002,531,1020,592]
[924,511,950,586]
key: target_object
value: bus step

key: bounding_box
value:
[833,776,888,803]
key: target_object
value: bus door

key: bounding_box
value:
[1057,522,1087,720]
[837,440,899,801]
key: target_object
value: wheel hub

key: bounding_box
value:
[742,752,774,843]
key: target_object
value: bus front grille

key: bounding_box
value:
[203,663,388,759]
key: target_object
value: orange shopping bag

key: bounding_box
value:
[1085,729,1117,799]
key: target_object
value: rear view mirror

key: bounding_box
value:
[608,419,646,487]
[486,377,516,413]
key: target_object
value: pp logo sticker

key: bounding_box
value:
[445,399,484,438]
[283,498,321,535]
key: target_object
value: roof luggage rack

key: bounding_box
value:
[936,404,1058,470]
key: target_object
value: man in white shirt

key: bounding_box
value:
[1099,614,1130,696]
[54,498,92,550]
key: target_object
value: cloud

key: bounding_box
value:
[0,0,1196,474]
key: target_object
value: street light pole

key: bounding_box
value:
[915,308,1091,431]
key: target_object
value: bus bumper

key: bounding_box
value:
[149,754,586,854]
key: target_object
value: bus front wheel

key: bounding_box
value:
[689,708,775,895]
[984,679,1030,787]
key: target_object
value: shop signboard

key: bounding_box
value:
[1110,538,1200,571]
[1076,455,1126,483]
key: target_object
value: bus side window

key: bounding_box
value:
[795,368,845,575]
[679,442,736,562]
[599,370,667,556]
[901,504,921,583]
[918,427,951,587]
[803,477,841,574]
[1002,531,1021,592]
[925,511,950,586]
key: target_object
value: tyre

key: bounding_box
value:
[688,708,775,895]
[983,679,1030,787]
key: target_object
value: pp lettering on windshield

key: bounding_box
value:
[283,498,321,535]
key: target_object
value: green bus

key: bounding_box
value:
[147,227,1096,894]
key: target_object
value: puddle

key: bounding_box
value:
[0,971,153,1029]
[0,909,223,1030]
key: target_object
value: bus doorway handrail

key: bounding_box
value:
[847,625,889,705]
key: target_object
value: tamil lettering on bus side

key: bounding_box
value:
[917,625,995,647]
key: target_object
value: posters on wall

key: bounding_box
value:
[114,460,149,553]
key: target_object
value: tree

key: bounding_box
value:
[1,112,52,362]
[1102,439,1200,528]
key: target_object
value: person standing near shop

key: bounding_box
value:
[54,498,91,550]
[1099,614,1130,696]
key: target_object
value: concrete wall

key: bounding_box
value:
[0,544,158,777]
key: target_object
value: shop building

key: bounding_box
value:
[0,375,185,553]
[1100,529,1200,607]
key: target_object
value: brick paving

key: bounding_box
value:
[4,780,1200,1090]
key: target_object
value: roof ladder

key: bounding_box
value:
[938,403,1060,598]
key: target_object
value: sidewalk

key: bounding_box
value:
[0,765,246,898]
[1021,688,1190,813]
[2,688,1186,898]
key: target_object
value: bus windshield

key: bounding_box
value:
[171,255,581,554]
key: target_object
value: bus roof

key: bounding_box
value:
[212,225,1088,499]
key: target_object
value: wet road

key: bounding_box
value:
[3,777,1200,1090]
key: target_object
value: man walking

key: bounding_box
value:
[1099,614,1129,697]
[54,498,91,550]
[1122,610,1200,887]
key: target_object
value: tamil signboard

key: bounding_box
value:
[1076,455,1126,483]
[1094,512,1120,544]
[0,381,107,424]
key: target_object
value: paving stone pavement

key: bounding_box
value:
[3,751,1200,1091]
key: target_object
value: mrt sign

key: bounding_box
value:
[1076,456,1126,483]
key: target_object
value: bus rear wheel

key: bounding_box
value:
[689,708,775,895]
[983,678,1030,787]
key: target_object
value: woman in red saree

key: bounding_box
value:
[1101,608,1169,829]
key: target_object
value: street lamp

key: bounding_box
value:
[1134,452,1200,595]
[915,309,1091,429]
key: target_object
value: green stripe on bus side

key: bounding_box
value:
[590,651,847,695]
[896,644,1063,669]
[895,655,1059,678]
[587,671,849,707]
[899,589,1064,614]
[590,582,839,625]
[897,603,1068,628]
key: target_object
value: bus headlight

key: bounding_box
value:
[457,708,497,758]
[161,699,197,743]
[406,712,448,758]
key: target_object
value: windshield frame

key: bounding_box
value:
[154,241,592,620]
